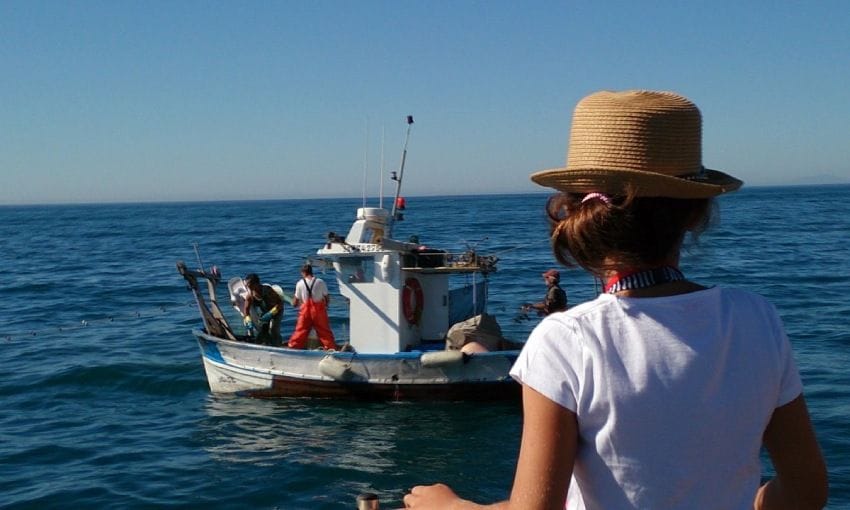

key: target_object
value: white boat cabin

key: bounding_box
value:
[316,207,489,355]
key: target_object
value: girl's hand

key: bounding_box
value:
[403,483,465,509]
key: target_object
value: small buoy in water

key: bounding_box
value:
[420,350,465,368]
[318,355,351,380]
[395,196,406,210]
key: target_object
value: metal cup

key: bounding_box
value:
[356,493,379,510]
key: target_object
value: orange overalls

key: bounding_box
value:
[288,278,336,350]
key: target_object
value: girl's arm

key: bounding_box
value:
[755,394,828,509]
[507,384,576,509]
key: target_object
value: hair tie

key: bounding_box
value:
[582,192,611,205]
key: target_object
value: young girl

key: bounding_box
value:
[403,90,827,509]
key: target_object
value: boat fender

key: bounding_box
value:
[318,355,352,380]
[420,350,466,368]
[402,277,424,325]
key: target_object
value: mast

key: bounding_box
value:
[361,118,369,208]
[379,125,385,209]
[388,115,414,237]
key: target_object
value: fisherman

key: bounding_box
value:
[523,268,568,316]
[242,273,284,346]
[288,263,336,350]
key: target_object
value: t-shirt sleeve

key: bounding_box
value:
[773,311,803,407]
[294,280,305,302]
[510,317,582,413]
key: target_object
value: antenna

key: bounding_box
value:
[388,115,414,236]
[379,125,385,209]
[193,242,205,271]
[361,118,369,208]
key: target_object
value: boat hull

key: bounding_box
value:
[194,330,521,401]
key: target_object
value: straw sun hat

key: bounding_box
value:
[530,90,743,198]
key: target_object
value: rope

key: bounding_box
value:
[1,300,196,342]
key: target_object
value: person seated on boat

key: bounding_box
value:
[288,264,336,350]
[242,273,284,346]
[522,268,568,316]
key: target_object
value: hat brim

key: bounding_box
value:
[530,167,743,198]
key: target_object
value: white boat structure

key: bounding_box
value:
[177,117,523,400]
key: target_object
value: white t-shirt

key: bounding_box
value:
[294,276,328,303]
[510,287,802,510]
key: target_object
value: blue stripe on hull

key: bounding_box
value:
[197,335,225,363]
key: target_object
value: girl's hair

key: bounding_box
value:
[546,190,714,276]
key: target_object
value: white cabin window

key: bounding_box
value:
[339,257,374,284]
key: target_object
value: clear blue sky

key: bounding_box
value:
[2,1,848,205]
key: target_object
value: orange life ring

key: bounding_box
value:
[402,277,424,325]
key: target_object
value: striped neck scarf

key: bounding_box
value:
[604,266,684,294]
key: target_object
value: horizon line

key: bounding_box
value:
[2,182,849,208]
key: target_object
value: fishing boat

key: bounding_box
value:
[176,117,523,401]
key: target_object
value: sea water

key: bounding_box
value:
[1,186,848,509]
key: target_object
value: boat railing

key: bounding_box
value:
[322,241,498,274]
[350,243,383,253]
[402,249,498,274]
